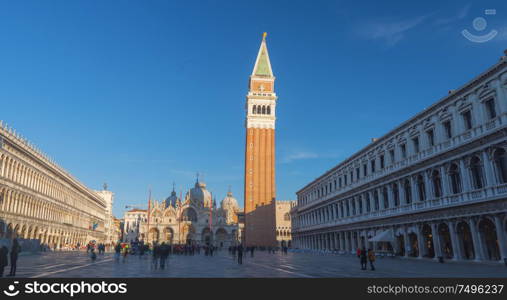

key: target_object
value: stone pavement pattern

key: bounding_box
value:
[11,251,507,278]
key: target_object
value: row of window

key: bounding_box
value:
[295,148,507,227]
[298,97,500,206]
[251,105,271,115]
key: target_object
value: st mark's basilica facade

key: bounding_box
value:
[125,179,242,247]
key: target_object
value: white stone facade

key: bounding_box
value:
[125,181,241,247]
[95,189,115,245]
[291,52,507,263]
[275,200,295,246]
[0,123,107,248]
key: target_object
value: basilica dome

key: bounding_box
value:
[189,180,212,208]
[164,190,179,208]
[221,190,239,212]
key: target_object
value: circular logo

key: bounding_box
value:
[473,17,487,31]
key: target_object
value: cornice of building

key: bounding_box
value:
[0,122,105,207]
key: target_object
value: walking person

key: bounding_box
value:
[159,243,169,270]
[152,244,160,270]
[8,238,21,277]
[90,248,97,261]
[237,244,244,265]
[122,244,129,263]
[250,246,254,258]
[0,246,8,277]
[114,243,121,262]
[368,248,376,271]
[360,247,367,270]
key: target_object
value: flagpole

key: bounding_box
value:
[179,189,182,244]
[147,187,151,243]
[209,192,212,231]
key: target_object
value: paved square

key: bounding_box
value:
[9,250,507,278]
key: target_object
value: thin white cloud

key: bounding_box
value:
[434,4,471,26]
[358,14,430,46]
[281,151,319,164]
[495,26,507,41]
[280,150,343,164]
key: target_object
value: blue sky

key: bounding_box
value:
[1,0,506,218]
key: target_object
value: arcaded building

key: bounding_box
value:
[291,51,507,263]
[0,123,107,247]
[275,200,295,246]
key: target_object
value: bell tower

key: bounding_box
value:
[243,32,277,247]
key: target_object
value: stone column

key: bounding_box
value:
[459,159,472,192]
[368,191,375,212]
[411,176,419,202]
[403,227,411,257]
[337,201,343,218]
[344,231,350,253]
[468,217,485,261]
[362,196,367,214]
[424,171,433,200]
[398,181,406,205]
[431,223,443,259]
[417,226,425,258]
[440,165,450,196]
[482,150,495,187]
[387,184,394,208]
[378,188,386,210]
[493,214,507,261]
[448,220,463,260]
[340,232,345,251]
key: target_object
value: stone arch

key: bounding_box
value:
[492,147,507,184]
[431,169,442,198]
[408,232,419,257]
[215,228,228,247]
[456,220,474,260]
[201,227,213,245]
[0,220,5,238]
[448,163,462,194]
[478,217,500,261]
[6,223,14,239]
[469,155,485,189]
[149,227,160,243]
[438,223,453,259]
[421,224,434,258]
[163,227,174,244]
[181,207,198,222]
[182,224,195,244]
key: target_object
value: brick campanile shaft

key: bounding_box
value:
[243,33,277,247]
